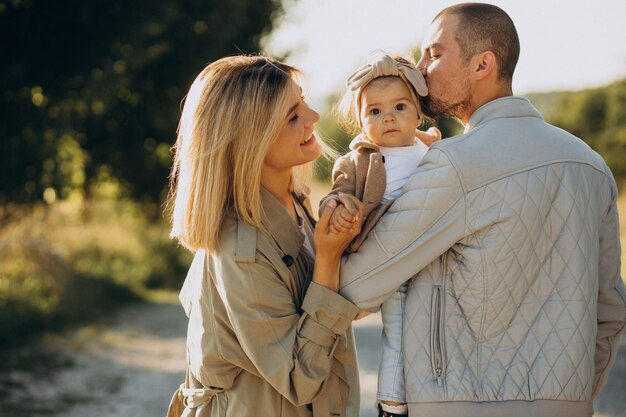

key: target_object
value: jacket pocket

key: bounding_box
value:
[430,285,444,386]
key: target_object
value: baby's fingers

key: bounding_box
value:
[336,193,364,220]
[330,214,354,233]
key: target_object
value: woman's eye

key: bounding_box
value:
[370,108,380,115]
[289,114,299,123]
[396,103,406,111]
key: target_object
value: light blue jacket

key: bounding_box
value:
[340,96,625,417]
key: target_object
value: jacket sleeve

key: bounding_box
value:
[592,171,626,397]
[339,147,467,311]
[213,252,360,406]
[318,155,357,217]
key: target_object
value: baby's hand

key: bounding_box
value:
[329,203,358,234]
[415,126,442,147]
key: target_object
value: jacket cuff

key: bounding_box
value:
[301,282,360,336]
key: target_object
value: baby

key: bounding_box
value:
[319,54,440,417]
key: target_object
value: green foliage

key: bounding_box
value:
[0,199,192,347]
[315,94,353,182]
[0,0,283,204]
[527,77,626,188]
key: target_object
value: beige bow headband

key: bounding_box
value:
[346,54,428,127]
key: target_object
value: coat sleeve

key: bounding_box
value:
[339,147,467,311]
[318,155,357,218]
[592,170,626,397]
[212,251,360,406]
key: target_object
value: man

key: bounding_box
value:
[339,3,625,417]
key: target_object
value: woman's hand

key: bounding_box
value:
[327,193,364,235]
[312,194,364,292]
[315,194,364,253]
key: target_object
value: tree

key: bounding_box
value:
[0,0,283,204]
[530,78,626,189]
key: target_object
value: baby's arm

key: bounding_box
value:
[415,126,442,147]
[318,154,358,219]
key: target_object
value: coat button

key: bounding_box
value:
[282,255,294,266]
[381,155,386,163]
[306,403,313,412]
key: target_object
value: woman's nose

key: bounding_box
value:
[306,106,320,125]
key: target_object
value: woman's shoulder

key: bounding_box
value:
[216,215,281,267]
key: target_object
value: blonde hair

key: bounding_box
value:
[336,55,422,134]
[169,55,307,253]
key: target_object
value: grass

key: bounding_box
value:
[0,197,191,347]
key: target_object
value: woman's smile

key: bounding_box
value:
[300,134,317,146]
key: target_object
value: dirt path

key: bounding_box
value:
[0,298,624,417]
[0,299,187,417]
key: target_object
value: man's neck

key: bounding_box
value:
[461,84,513,127]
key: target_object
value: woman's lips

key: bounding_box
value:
[300,134,317,146]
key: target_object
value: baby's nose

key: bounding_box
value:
[383,112,395,122]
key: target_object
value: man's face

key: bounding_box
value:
[417,14,473,122]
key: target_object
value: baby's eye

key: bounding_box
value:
[370,108,380,115]
[395,103,407,111]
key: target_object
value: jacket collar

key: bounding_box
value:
[259,187,305,261]
[464,96,544,133]
[349,134,380,151]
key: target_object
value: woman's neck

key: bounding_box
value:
[261,167,297,221]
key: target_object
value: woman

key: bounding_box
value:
[167,55,364,417]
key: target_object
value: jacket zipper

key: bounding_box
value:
[431,252,448,387]
[430,285,443,386]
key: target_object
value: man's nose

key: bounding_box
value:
[416,58,427,76]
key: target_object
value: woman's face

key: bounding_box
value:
[263,79,321,173]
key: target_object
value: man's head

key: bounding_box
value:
[417,3,520,124]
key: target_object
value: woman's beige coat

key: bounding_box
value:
[168,188,361,417]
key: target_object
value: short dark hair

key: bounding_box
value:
[435,3,520,83]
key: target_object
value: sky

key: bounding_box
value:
[263,0,626,109]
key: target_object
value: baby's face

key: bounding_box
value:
[359,77,420,148]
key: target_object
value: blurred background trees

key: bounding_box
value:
[1,0,283,205]
[0,0,284,346]
[528,79,626,187]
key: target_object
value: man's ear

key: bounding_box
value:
[472,51,496,80]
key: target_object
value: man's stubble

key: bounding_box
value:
[422,75,473,122]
